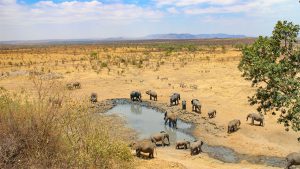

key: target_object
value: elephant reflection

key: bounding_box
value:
[131,104,142,114]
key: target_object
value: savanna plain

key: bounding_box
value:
[0,39,299,169]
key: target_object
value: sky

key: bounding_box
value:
[0,0,299,41]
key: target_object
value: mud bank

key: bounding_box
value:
[93,98,286,168]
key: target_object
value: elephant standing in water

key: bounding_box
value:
[146,90,157,101]
[190,140,204,155]
[164,111,177,128]
[130,91,142,102]
[286,152,300,169]
[130,140,156,159]
[227,119,241,133]
[150,131,170,146]
[191,99,201,113]
[247,113,264,126]
[170,93,180,106]
[175,140,190,149]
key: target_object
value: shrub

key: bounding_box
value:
[0,78,133,168]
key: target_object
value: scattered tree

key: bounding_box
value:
[239,20,300,131]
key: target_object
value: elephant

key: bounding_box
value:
[90,92,97,103]
[150,131,170,146]
[175,140,190,149]
[247,113,264,126]
[49,97,62,107]
[130,140,156,159]
[130,91,142,102]
[146,90,157,101]
[208,109,217,118]
[66,83,74,90]
[190,140,204,155]
[164,111,177,128]
[170,93,180,106]
[286,152,300,169]
[228,119,241,133]
[72,82,81,89]
[191,99,201,113]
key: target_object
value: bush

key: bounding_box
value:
[0,78,133,168]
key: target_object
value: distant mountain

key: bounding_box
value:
[0,33,248,44]
[145,33,246,39]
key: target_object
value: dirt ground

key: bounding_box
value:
[0,43,299,168]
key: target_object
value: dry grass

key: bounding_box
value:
[0,76,134,169]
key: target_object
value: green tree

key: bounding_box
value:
[239,20,300,132]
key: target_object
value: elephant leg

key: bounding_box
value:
[165,119,168,125]
[285,161,292,169]
[169,120,171,127]
[252,118,254,125]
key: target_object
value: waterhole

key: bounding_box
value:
[105,102,286,168]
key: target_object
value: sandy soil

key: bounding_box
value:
[0,46,299,168]
[135,147,281,169]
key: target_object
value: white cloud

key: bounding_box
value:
[0,0,163,25]
[159,0,291,15]
[155,0,238,7]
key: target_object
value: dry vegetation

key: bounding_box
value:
[0,76,134,168]
[0,38,299,169]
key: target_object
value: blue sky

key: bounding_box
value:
[0,0,299,41]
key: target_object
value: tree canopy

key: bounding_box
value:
[239,20,300,132]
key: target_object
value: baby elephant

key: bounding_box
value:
[150,131,170,146]
[130,140,156,159]
[175,140,190,149]
[208,109,217,118]
[247,113,264,126]
[228,119,241,133]
[72,82,81,89]
[191,99,201,113]
[90,92,97,103]
[190,140,204,155]
[146,90,157,101]
[286,152,300,169]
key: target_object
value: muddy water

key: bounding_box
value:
[107,104,196,143]
[105,103,286,168]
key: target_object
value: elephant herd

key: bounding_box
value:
[130,90,217,119]
[227,113,265,134]
[130,130,204,158]
[90,89,299,168]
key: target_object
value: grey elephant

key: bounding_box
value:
[191,99,201,113]
[247,113,264,126]
[190,140,204,155]
[228,119,241,133]
[208,109,217,118]
[150,131,170,146]
[286,152,300,169]
[175,140,190,149]
[130,140,156,159]
[49,97,62,107]
[72,82,81,89]
[170,93,180,106]
[66,83,74,90]
[146,90,157,101]
[164,111,177,128]
[90,92,97,103]
[130,91,142,102]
